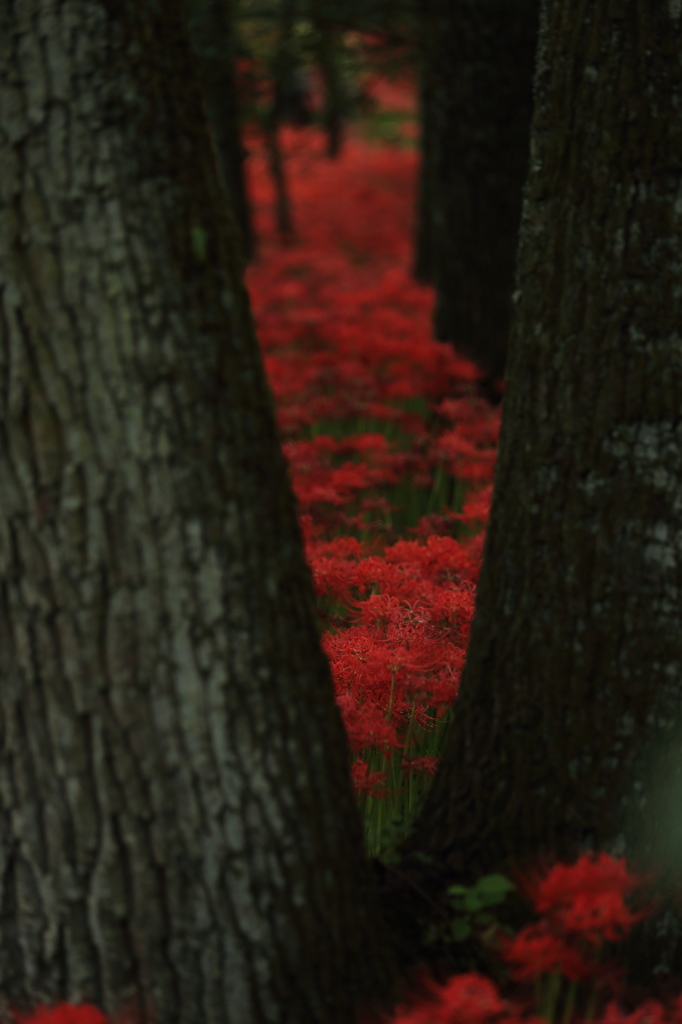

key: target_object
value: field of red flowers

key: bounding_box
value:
[244,90,500,859]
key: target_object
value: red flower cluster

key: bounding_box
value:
[376,853,664,1024]
[244,101,499,800]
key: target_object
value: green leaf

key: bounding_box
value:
[474,911,494,925]
[475,874,516,896]
[463,891,486,912]
[423,923,442,945]
[452,918,472,941]
[191,224,208,262]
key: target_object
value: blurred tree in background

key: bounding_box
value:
[211,0,538,395]
[185,0,255,260]
[417,0,538,387]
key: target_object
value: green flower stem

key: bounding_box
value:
[386,669,396,721]
[584,978,599,1024]
[539,971,562,1024]
[561,980,577,1024]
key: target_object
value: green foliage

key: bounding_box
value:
[191,224,209,262]
[423,874,517,946]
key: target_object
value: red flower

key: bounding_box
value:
[386,972,514,1024]
[518,852,651,944]
[498,922,596,983]
[11,1005,108,1024]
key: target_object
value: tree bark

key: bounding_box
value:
[0,1,398,1021]
[186,0,254,262]
[427,0,538,380]
[405,0,682,1004]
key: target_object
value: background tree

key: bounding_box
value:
[234,0,419,240]
[0,1,400,1021]
[412,0,436,284]
[310,0,347,158]
[186,0,255,261]
[420,0,538,383]
[400,0,682,1006]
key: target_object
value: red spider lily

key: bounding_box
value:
[400,754,439,776]
[598,997,682,1024]
[9,1005,108,1024]
[516,852,654,945]
[375,852,662,1024]
[372,972,534,1024]
[498,921,597,983]
[350,757,388,797]
[244,115,499,798]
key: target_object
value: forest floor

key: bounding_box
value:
[243,79,499,862]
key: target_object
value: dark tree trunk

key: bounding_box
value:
[403,0,682,1006]
[314,17,345,158]
[186,0,254,261]
[0,1,399,1021]
[427,0,538,380]
[412,58,436,284]
[264,120,296,242]
[267,0,298,241]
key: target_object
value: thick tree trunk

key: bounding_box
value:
[427,0,538,380]
[186,0,254,261]
[0,2,399,1022]
[404,0,682,1005]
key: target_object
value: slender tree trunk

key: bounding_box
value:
[412,58,435,284]
[402,0,682,1005]
[314,17,345,159]
[266,0,299,242]
[427,0,538,381]
[0,1,399,1021]
[264,119,296,242]
[186,0,254,261]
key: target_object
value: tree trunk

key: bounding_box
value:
[314,17,345,159]
[427,0,538,381]
[0,2,399,1021]
[412,57,435,284]
[267,0,298,241]
[404,0,682,1005]
[186,0,254,261]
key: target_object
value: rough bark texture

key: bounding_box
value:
[0,1,399,1021]
[428,0,538,380]
[405,0,682,1003]
[186,0,254,262]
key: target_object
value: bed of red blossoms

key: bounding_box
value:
[243,85,501,855]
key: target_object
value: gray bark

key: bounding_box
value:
[404,0,682,1006]
[0,1,398,1021]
